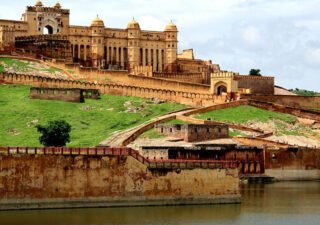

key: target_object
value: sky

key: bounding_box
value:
[1,0,320,91]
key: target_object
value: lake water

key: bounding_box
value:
[0,182,319,225]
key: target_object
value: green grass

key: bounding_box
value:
[229,130,246,137]
[164,119,188,125]
[0,85,185,147]
[0,63,4,73]
[40,67,61,74]
[140,129,165,139]
[196,105,297,124]
[0,58,63,74]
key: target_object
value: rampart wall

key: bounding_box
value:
[236,75,274,95]
[0,72,226,107]
[241,94,320,109]
[153,72,204,84]
[44,61,211,94]
[0,153,240,210]
[248,100,320,121]
[265,148,320,180]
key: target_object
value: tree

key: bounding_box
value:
[249,69,261,76]
[36,120,71,147]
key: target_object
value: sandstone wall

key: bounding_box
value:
[0,155,240,210]
[237,76,274,95]
[265,148,320,180]
[58,62,210,94]
[0,72,226,107]
[153,72,204,84]
[242,94,320,109]
[30,87,82,102]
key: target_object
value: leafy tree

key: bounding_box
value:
[36,120,71,147]
[249,69,261,76]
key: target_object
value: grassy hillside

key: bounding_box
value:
[0,58,61,74]
[0,85,185,147]
[197,105,296,124]
[195,105,318,137]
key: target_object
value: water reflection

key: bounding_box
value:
[0,182,319,225]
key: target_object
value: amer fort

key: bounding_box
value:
[0,0,320,217]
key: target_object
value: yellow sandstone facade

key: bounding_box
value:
[0,1,275,97]
[0,1,187,72]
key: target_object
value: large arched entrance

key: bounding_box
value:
[43,25,53,35]
[217,85,227,95]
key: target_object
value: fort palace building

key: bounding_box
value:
[0,1,275,100]
[0,1,218,73]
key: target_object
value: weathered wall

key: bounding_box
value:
[242,94,320,109]
[0,72,226,107]
[0,155,240,210]
[30,87,82,103]
[236,76,274,95]
[265,148,320,180]
[154,124,229,142]
[153,72,204,84]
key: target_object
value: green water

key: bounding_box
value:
[0,182,319,225]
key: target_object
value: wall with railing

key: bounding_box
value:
[0,146,238,170]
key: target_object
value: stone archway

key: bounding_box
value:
[217,85,227,95]
[214,82,228,95]
[43,25,53,35]
[41,17,58,35]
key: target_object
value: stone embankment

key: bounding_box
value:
[0,147,240,210]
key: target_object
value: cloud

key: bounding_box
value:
[305,48,320,65]
[242,27,264,48]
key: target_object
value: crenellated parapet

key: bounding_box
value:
[235,75,274,80]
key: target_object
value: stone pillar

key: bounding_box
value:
[153,49,157,72]
[142,48,146,66]
[148,49,151,68]
[159,49,163,72]
[110,46,113,64]
[84,46,87,61]
[78,45,81,59]
[121,47,124,68]
[114,47,118,65]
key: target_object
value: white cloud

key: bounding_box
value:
[305,48,320,65]
[242,27,264,47]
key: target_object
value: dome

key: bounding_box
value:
[54,2,61,9]
[165,21,178,32]
[35,0,43,7]
[91,15,105,27]
[127,18,140,29]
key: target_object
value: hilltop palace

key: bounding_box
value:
[0,1,275,100]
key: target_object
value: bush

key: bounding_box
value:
[36,120,71,147]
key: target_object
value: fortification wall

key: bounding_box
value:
[153,72,204,84]
[30,87,82,103]
[265,148,320,180]
[242,94,320,109]
[0,154,240,210]
[236,75,274,95]
[0,72,225,107]
[247,100,320,121]
[41,61,211,94]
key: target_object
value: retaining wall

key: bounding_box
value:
[242,94,320,109]
[0,154,240,210]
[265,148,320,180]
[0,72,226,107]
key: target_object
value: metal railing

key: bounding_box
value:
[0,147,238,170]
